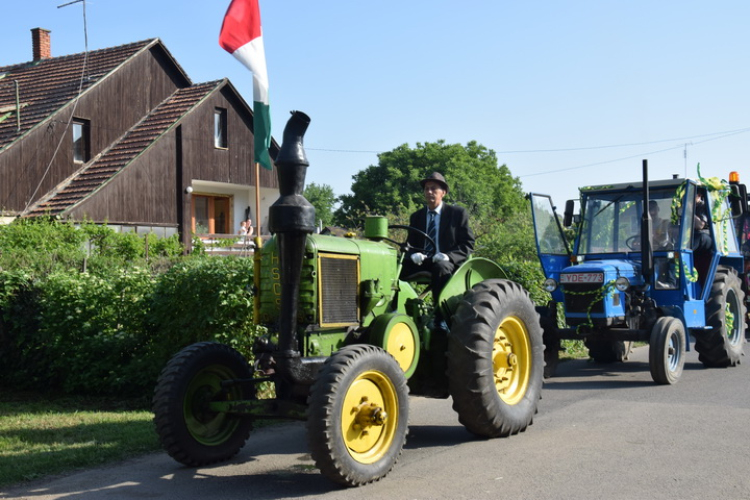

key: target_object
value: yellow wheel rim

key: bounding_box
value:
[385,322,417,374]
[492,315,531,405]
[341,370,399,464]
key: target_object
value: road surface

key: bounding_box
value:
[3,344,749,500]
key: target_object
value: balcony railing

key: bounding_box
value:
[195,233,271,256]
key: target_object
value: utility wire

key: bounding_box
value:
[518,128,750,178]
[23,0,89,215]
[496,126,750,154]
[304,126,750,157]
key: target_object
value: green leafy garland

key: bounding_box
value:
[562,280,618,334]
[696,163,732,255]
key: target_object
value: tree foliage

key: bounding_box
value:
[304,182,337,228]
[335,140,526,228]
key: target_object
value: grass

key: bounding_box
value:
[0,391,159,490]
[561,339,588,359]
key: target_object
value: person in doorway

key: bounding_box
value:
[400,172,475,309]
[245,218,255,238]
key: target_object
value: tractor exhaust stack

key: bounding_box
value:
[268,111,320,385]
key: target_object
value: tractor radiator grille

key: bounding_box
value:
[563,284,605,315]
[319,255,359,325]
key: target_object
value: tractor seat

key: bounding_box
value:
[401,271,432,284]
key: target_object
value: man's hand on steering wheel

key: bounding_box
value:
[387,224,437,260]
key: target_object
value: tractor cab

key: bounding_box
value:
[528,164,746,384]
[530,177,743,329]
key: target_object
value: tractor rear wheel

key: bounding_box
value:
[584,338,632,363]
[696,266,746,367]
[649,317,686,385]
[307,345,409,487]
[152,342,253,466]
[447,279,544,438]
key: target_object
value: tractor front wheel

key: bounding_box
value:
[152,342,253,466]
[448,279,544,437]
[307,345,409,487]
[649,317,686,385]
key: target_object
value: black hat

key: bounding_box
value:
[420,172,449,193]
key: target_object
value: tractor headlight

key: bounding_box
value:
[543,278,558,292]
[615,277,630,292]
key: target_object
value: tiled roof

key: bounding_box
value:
[0,39,156,151]
[26,80,223,216]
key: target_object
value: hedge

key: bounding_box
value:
[0,219,261,397]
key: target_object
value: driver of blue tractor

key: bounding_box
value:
[400,172,475,329]
[649,200,673,250]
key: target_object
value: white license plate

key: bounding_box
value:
[560,272,604,284]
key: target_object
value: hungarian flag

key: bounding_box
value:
[219,0,272,170]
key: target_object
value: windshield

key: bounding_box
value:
[578,189,678,254]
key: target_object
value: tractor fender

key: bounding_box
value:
[438,257,506,322]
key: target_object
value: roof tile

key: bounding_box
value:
[27,81,221,216]
[0,39,155,151]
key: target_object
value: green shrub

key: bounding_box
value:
[148,257,262,363]
[0,258,261,396]
[0,218,86,275]
[0,219,261,396]
[0,270,156,395]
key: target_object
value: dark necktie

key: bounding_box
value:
[426,210,437,254]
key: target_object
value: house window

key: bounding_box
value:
[192,194,231,234]
[214,108,227,149]
[72,119,90,163]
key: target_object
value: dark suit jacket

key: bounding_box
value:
[406,203,475,266]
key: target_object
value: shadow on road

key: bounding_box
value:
[544,351,711,391]
[404,424,471,450]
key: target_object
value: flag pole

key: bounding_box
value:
[253,160,263,323]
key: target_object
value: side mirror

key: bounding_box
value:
[729,183,746,218]
[563,199,575,227]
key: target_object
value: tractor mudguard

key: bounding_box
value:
[437,257,506,323]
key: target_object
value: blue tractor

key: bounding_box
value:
[529,161,747,384]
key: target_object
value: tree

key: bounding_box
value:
[304,182,337,229]
[335,140,525,229]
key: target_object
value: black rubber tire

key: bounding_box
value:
[447,279,544,438]
[649,317,686,385]
[152,341,253,466]
[307,345,409,487]
[537,305,560,378]
[584,338,631,363]
[696,266,746,367]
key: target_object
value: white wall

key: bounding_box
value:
[190,180,279,235]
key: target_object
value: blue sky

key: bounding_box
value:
[3,1,750,207]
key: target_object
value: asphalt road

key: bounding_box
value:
[3,343,749,500]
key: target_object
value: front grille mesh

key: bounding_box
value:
[320,256,358,325]
[564,284,604,314]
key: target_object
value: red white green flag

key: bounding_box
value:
[219,0,272,170]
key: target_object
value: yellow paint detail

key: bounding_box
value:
[386,322,417,373]
[341,370,398,464]
[492,315,531,405]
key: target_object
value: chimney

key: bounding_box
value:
[31,28,51,61]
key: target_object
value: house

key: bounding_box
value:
[0,28,279,251]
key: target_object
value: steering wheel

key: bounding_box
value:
[385,224,435,256]
[625,235,640,251]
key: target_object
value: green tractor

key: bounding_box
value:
[152,111,544,487]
